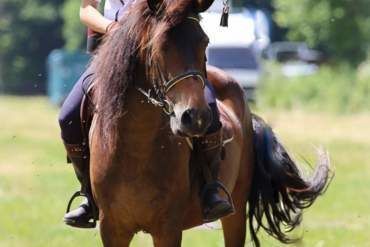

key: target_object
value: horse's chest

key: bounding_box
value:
[92,118,193,229]
[105,137,191,221]
[110,159,190,228]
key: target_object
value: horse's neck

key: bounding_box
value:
[119,86,164,149]
[110,83,191,185]
[115,81,189,174]
[120,70,162,134]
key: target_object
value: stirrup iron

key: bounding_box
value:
[65,191,97,228]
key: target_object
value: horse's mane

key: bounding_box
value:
[91,0,195,144]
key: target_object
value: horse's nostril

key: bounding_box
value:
[180,108,212,133]
[181,109,194,128]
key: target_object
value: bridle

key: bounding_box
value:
[136,16,206,116]
[137,68,205,115]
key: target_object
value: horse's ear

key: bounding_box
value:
[147,0,161,13]
[194,0,214,12]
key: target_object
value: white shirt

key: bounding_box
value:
[201,8,270,53]
[97,0,133,21]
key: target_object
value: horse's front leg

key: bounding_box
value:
[152,228,182,247]
[99,213,134,247]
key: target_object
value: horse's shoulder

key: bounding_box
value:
[207,65,246,122]
[206,65,243,96]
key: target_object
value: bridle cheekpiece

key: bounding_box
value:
[136,16,206,116]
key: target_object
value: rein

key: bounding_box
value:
[136,16,206,116]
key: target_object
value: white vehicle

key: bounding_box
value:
[200,2,270,100]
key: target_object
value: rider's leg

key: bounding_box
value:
[58,69,97,228]
[199,80,233,222]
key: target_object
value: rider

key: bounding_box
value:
[59,0,233,228]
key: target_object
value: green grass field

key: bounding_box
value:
[0,96,369,247]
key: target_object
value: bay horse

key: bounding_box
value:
[89,0,331,246]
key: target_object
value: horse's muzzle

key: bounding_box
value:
[179,107,212,136]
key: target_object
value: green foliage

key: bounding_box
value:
[274,0,370,67]
[352,61,370,110]
[257,63,370,112]
[62,0,85,51]
[0,0,64,93]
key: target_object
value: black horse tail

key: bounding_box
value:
[248,114,332,246]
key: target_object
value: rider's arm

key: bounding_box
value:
[80,0,114,34]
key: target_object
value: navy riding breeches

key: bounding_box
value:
[58,69,221,144]
[58,68,94,144]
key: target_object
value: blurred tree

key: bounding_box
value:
[245,0,273,10]
[232,0,286,42]
[274,0,370,67]
[233,0,274,11]
[62,0,85,51]
[0,0,65,93]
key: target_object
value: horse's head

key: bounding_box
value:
[93,0,216,141]
[147,0,215,137]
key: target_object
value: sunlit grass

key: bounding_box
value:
[0,96,369,246]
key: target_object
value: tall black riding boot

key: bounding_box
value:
[63,143,98,228]
[199,129,234,222]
